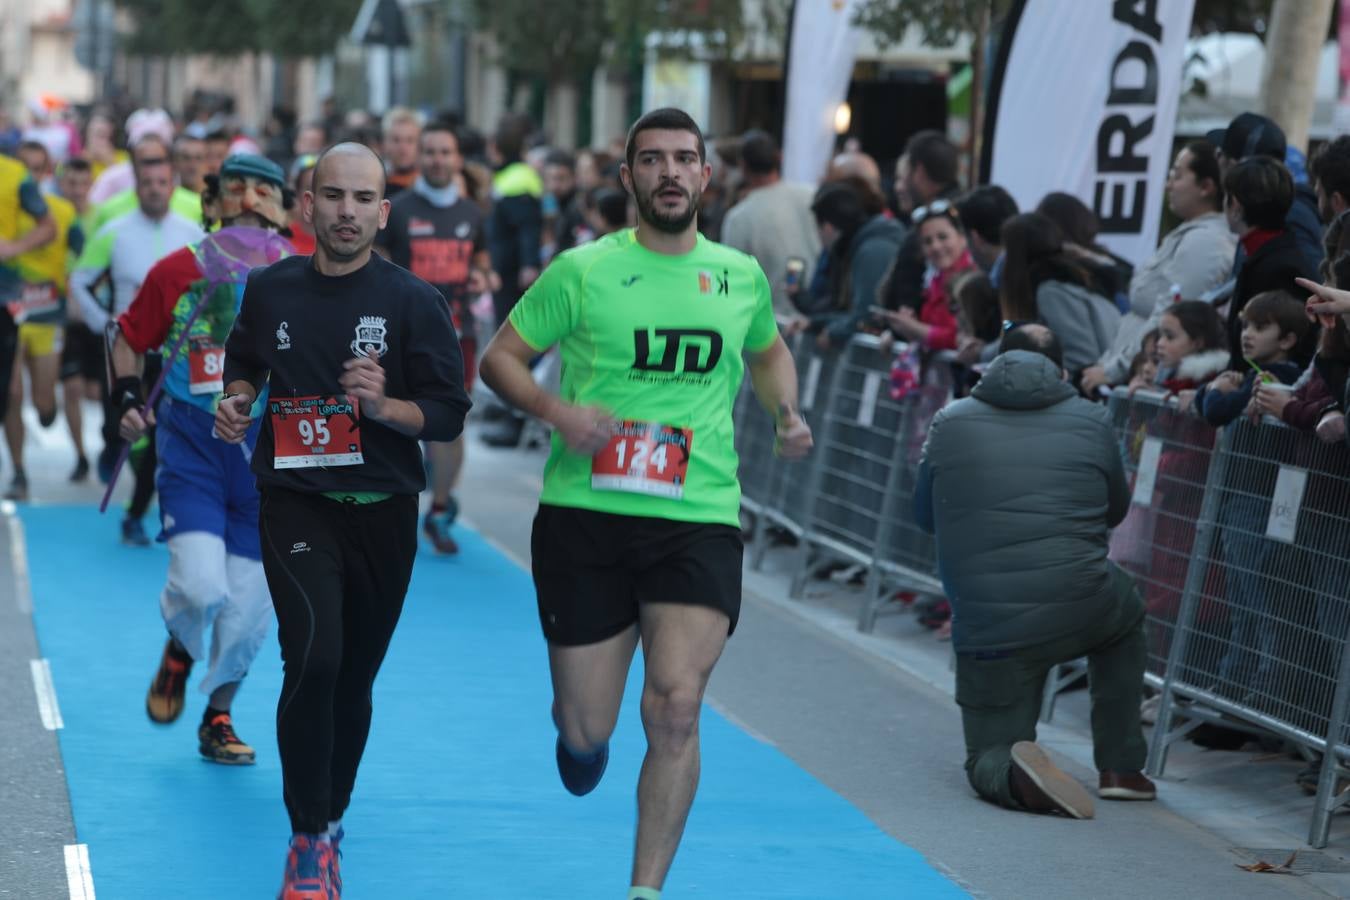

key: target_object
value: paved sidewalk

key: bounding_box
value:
[743,541,1350,897]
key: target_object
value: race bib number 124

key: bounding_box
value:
[591,421,693,499]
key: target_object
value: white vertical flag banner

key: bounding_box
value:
[983,0,1196,264]
[782,0,864,185]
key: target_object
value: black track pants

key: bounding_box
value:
[258,487,418,834]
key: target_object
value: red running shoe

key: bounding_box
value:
[277,834,333,900]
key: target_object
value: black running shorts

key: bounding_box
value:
[60,321,104,382]
[530,504,744,646]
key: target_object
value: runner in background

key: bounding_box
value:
[0,154,58,427]
[287,154,318,255]
[479,107,812,900]
[3,142,81,501]
[56,158,97,482]
[112,154,292,766]
[376,121,493,554]
[381,107,422,199]
[71,147,203,543]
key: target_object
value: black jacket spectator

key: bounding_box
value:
[1223,157,1318,368]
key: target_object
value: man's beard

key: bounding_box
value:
[635,181,701,234]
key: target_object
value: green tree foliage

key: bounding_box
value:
[467,0,613,79]
[851,0,1009,48]
[468,0,788,80]
[115,0,364,58]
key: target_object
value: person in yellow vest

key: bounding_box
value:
[4,147,81,500]
[0,154,57,460]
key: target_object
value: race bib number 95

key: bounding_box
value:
[591,421,693,499]
[270,395,364,469]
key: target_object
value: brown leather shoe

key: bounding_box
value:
[1099,770,1157,800]
[1009,741,1095,819]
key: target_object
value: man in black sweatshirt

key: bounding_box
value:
[216,142,470,900]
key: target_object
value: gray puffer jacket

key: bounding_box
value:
[913,351,1130,652]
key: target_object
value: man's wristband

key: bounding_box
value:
[112,376,143,415]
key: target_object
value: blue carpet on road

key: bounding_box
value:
[23,503,964,898]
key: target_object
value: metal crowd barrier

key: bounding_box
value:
[734,334,948,622]
[735,341,1350,848]
[1109,390,1350,848]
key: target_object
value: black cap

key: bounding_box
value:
[1206,112,1286,162]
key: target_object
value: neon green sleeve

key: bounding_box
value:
[745,259,778,352]
[507,253,580,351]
[73,222,116,272]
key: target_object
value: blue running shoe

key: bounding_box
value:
[278,833,332,900]
[556,737,609,796]
[121,516,150,547]
[422,504,459,555]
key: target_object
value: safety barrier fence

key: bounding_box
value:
[735,334,1350,847]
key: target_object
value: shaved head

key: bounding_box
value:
[304,141,392,273]
[313,141,387,198]
[827,151,881,189]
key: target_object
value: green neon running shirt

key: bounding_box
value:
[509,228,778,526]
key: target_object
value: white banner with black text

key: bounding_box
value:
[982,0,1196,264]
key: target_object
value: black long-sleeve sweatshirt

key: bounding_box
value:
[223,252,472,495]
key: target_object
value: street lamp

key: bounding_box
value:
[833,101,852,135]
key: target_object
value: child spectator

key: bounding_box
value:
[951,271,999,365]
[1195,291,1309,703]
[1154,300,1229,398]
[1246,256,1350,777]
[1125,330,1160,393]
[1196,291,1308,426]
[1133,303,1228,689]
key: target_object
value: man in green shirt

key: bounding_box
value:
[480,107,813,900]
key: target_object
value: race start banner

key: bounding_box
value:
[982,0,1196,264]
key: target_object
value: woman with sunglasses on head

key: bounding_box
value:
[874,200,973,352]
[998,211,1122,380]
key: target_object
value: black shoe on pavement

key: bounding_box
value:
[1098,770,1157,800]
[4,472,29,502]
[121,516,151,547]
[1009,741,1094,819]
[70,456,90,483]
[556,737,608,797]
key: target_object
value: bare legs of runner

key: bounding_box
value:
[429,435,465,508]
[4,346,58,498]
[550,603,729,891]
